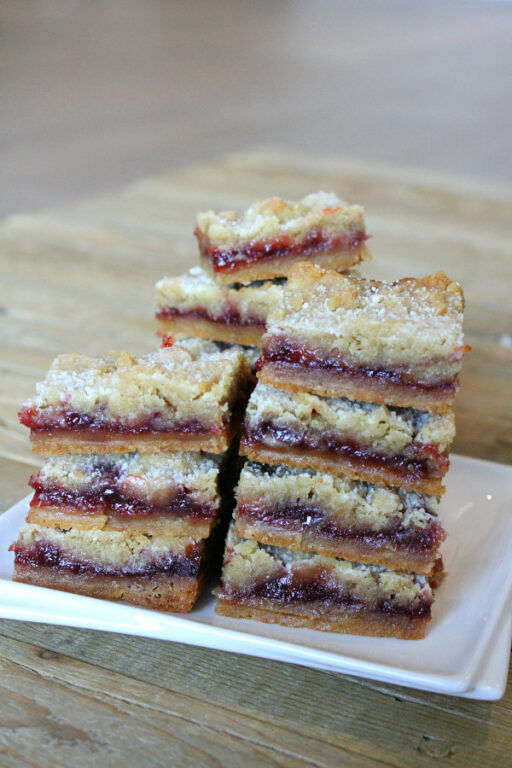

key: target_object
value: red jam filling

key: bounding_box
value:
[160,334,175,348]
[242,421,449,481]
[220,569,431,618]
[196,227,368,274]
[29,483,217,520]
[262,336,456,392]
[19,405,216,435]
[11,540,203,578]
[236,502,446,553]
[156,304,265,328]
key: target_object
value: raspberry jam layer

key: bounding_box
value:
[19,405,215,435]
[220,568,432,619]
[242,421,449,481]
[30,483,217,521]
[262,336,457,392]
[11,540,203,578]
[156,305,265,328]
[236,503,446,554]
[196,227,367,275]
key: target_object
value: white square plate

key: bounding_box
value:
[1,455,511,699]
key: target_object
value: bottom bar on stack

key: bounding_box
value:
[11,524,214,612]
[11,450,235,612]
[215,525,443,639]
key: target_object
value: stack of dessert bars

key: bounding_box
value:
[11,340,251,611]
[10,191,370,616]
[155,192,370,348]
[215,263,466,639]
[10,189,467,642]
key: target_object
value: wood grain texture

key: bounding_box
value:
[0,148,511,766]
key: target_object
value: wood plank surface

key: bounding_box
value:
[0,148,511,766]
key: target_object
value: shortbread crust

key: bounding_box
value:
[13,564,202,612]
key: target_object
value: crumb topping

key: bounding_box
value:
[265,263,465,368]
[35,451,223,504]
[16,523,199,567]
[21,340,250,428]
[196,192,365,249]
[236,461,438,529]
[244,384,455,455]
[156,268,282,321]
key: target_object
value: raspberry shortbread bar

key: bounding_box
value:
[19,340,251,455]
[233,462,444,574]
[241,384,455,495]
[259,264,467,412]
[156,267,283,346]
[11,523,217,612]
[195,192,370,285]
[27,451,234,539]
[215,525,442,639]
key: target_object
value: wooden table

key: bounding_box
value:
[1,149,511,766]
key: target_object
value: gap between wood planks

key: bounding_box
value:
[0,634,391,768]
[0,622,508,734]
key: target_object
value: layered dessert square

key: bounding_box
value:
[11,523,216,612]
[241,384,455,495]
[214,525,442,639]
[26,451,234,539]
[195,192,370,285]
[156,267,284,347]
[233,462,444,574]
[259,264,466,412]
[19,339,251,455]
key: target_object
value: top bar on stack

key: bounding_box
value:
[258,263,467,413]
[195,192,371,285]
[19,339,251,455]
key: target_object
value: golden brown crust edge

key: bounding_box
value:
[258,364,455,414]
[13,564,203,612]
[30,428,234,456]
[240,443,446,496]
[233,519,438,576]
[157,316,264,347]
[214,598,429,639]
[26,506,214,539]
